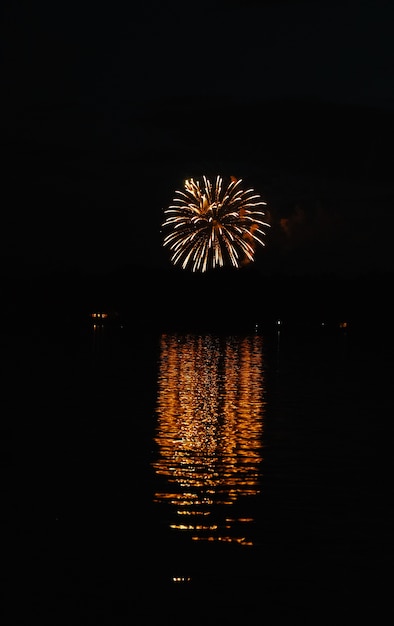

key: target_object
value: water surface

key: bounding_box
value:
[1,321,393,623]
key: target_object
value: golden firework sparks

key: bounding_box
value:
[162,175,270,272]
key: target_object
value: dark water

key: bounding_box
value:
[1,320,393,624]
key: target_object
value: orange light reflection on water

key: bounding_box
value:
[152,333,266,546]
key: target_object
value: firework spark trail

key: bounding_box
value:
[162,175,270,272]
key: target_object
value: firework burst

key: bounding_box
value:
[162,175,270,272]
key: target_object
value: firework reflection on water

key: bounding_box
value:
[152,333,266,546]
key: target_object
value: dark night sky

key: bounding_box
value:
[1,0,394,279]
